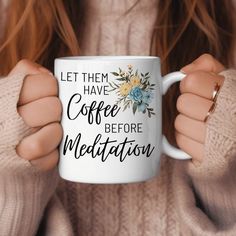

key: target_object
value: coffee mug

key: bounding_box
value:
[54,56,190,184]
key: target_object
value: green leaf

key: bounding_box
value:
[141,73,144,77]
[113,82,119,88]
[124,100,132,107]
[108,88,116,92]
[119,68,122,73]
[108,82,114,87]
[125,76,130,82]
[132,103,138,114]
[111,72,119,76]
[142,84,147,90]
[135,69,138,76]
[109,82,116,88]
[116,78,126,81]
[145,72,149,76]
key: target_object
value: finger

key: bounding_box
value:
[174,114,206,143]
[18,97,62,127]
[177,93,213,121]
[175,131,204,162]
[16,122,63,160]
[181,54,225,74]
[8,59,51,77]
[180,71,224,100]
[18,73,58,105]
[31,149,59,171]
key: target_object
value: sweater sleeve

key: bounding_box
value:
[0,74,59,236]
[173,69,236,236]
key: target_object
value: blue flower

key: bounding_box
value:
[129,87,143,102]
[137,102,146,112]
[142,90,153,104]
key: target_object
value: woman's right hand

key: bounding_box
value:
[9,59,63,171]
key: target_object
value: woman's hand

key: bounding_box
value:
[175,54,225,165]
[9,59,62,171]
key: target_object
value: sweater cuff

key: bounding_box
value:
[0,74,59,236]
[0,74,34,173]
[0,74,49,174]
[187,69,236,179]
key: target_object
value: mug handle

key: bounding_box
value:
[162,71,191,160]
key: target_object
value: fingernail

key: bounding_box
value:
[39,67,53,75]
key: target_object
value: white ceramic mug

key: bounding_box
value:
[54,56,190,184]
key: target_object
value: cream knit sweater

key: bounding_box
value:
[1,0,236,236]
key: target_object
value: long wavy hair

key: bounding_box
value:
[0,0,235,144]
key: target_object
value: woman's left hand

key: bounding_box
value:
[175,54,225,165]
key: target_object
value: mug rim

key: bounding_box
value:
[55,56,160,61]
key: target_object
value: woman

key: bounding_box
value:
[0,0,235,235]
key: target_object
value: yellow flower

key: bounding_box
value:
[130,76,141,86]
[128,64,133,70]
[119,82,132,96]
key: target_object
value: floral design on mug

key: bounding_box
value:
[109,65,155,117]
